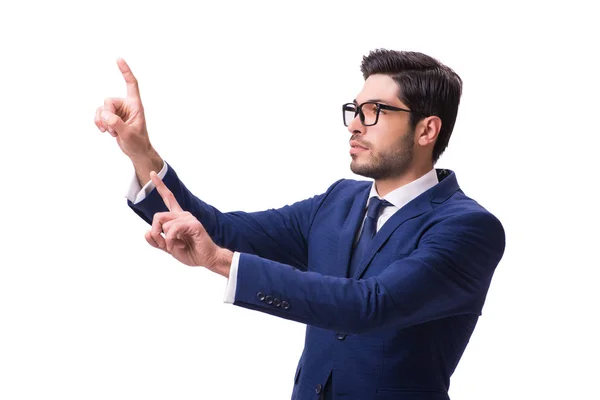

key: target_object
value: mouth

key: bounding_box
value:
[350,141,369,150]
[350,140,369,155]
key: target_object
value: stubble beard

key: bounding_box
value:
[350,130,415,180]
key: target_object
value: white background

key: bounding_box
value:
[1,1,598,399]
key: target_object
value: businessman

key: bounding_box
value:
[95,49,506,399]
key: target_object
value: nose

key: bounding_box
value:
[347,113,364,136]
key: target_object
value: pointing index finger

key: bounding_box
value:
[150,171,183,212]
[117,58,141,102]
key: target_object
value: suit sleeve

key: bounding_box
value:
[232,211,506,334]
[127,161,340,270]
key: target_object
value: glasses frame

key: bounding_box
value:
[342,101,416,127]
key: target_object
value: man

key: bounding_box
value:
[94,49,505,400]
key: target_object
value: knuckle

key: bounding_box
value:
[104,98,119,110]
[153,211,167,220]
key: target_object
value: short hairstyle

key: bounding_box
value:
[360,49,463,163]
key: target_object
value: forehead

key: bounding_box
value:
[355,74,401,104]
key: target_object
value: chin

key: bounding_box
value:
[350,161,376,179]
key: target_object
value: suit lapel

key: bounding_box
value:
[353,197,431,279]
[352,169,459,279]
[336,185,370,278]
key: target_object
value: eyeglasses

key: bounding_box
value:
[342,101,414,127]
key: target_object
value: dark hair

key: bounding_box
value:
[360,49,462,164]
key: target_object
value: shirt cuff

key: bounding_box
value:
[223,252,241,304]
[125,160,168,204]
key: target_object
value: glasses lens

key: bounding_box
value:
[360,102,378,126]
[343,104,357,126]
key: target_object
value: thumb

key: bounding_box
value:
[101,110,127,136]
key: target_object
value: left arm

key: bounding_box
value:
[230,211,505,334]
[144,173,505,334]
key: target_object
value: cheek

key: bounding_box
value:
[368,127,402,151]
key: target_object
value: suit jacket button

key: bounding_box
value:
[336,333,346,340]
[257,292,265,301]
[281,301,290,310]
[273,298,281,307]
[315,384,323,394]
[265,295,274,305]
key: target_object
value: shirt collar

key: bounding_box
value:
[367,169,439,209]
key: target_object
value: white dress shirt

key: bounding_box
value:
[126,161,169,205]
[126,162,439,304]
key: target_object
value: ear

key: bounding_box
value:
[416,116,442,147]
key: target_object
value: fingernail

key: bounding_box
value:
[101,111,109,121]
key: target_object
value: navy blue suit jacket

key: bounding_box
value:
[129,163,505,400]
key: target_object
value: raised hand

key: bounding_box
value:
[145,171,223,269]
[95,58,162,185]
[94,58,153,160]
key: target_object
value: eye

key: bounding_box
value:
[365,104,378,113]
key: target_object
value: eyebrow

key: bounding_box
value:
[353,99,393,105]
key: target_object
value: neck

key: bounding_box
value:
[374,163,434,197]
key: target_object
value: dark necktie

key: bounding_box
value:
[348,197,390,278]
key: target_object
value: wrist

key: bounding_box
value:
[208,248,233,278]
[130,147,162,170]
[130,147,163,187]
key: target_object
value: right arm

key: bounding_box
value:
[128,161,338,270]
[93,58,334,269]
